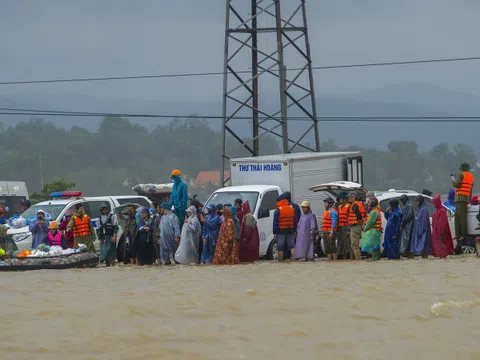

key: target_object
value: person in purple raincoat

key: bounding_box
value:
[294,201,318,261]
[29,209,50,248]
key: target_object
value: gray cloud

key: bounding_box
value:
[0,0,479,102]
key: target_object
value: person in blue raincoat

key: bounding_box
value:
[202,204,222,264]
[383,198,403,259]
[169,169,188,223]
[443,188,456,213]
[410,195,432,258]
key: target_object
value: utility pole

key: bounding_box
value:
[221,0,320,186]
[39,156,44,189]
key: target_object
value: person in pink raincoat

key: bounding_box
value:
[431,194,454,258]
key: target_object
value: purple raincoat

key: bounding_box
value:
[294,210,318,260]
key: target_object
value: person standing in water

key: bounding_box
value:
[238,201,260,263]
[336,193,351,260]
[431,194,454,258]
[410,195,432,258]
[398,195,415,257]
[202,204,222,264]
[159,202,180,265]
[175,206,202,264]
[169,169,188,223]
[98,204,119,267]
[321,197,338,261]
[361,197,382,260]
[383,199,402,260]
[213,206,239,265]
[135,207,155,266]
[347,192,364,261]
[67,204,96,253]
[273,194,297,261]
[294,201,318,261]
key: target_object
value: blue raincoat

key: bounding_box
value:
[202,205,222,263]
[383,207,403,259]
[169,176,188,222]
[410,201,432,256]
[29,219,50,249]
[443,188,456,213]
[159,210,181,263]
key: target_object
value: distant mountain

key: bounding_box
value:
[0,82,478,152]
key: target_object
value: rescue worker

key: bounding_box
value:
[452,162,474,242]
[66,203,96,253]
[273,194,297,261]
[322,197,338,261]
[124,205,138,264]
[282,191,301,259]
[98,204,119,266]
[347,192,364,261]
[336,193,351,260]
[169,169,189,223]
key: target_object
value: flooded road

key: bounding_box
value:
[1,257,479,360]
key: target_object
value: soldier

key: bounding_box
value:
[67,203,96,253]
[124,205,138,264]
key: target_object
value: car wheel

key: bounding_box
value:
[265,240,277,260]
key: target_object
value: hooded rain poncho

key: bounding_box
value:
[399,196,415,255]
[169,176,188,222]
[361,206,381,252]
[383,201,402,259]
[294,207,318,260]
[410,196,432,256]
[159,210,180,263]
[431,194,454,258]
[202,204,222,263]
[175,206,202,264]
[213,207,239,265]
[238,201,260,262]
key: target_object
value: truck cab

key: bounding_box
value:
[203,185,281,259]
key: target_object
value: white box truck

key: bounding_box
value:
[203,152,363,259]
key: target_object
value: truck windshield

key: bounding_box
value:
[205,191,259,211]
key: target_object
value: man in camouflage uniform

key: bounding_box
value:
[152,202,163,264]
[0,224,17,256]
[124,205,138,264]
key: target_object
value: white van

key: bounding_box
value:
[7,192,151,252]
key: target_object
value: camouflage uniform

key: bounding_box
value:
[152,213,162,262]
[0,225,17,254]
[124,212,138,261]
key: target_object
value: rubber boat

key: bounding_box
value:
[0,251,99,271]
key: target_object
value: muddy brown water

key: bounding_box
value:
[1,257,479,360]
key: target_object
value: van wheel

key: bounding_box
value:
[265,240,277,260]
[457,236,476,255]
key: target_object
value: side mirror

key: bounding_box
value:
[258,208,270,219]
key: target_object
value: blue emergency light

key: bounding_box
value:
[50,191,83,199]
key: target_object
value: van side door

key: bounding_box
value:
[256,190,280,257]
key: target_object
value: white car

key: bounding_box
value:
[309,181,474,255]
[7,192,151,252]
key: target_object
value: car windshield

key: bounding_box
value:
[20,203,67,221]
[205,191,259,210]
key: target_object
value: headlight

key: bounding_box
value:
[12,232,31,243]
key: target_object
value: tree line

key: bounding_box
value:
[0,116,477,200]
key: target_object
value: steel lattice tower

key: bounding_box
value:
[221,0,320,185]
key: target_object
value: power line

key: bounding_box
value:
[0,56,479,85]
[1,109,480,122]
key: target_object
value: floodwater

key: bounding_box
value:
[1,257,479,360]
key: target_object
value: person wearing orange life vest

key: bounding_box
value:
[335,193,351,260]
[361,197,382,260]
[347,192,364,261]
[273,193,297,261]
[321,197,338,261]
[66,203,96,253]
[452,162,475,241]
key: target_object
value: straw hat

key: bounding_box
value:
[300,201,310,208]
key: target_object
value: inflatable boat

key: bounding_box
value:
[0,251,99,271]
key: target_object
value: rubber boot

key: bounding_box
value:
[372,249,381,261]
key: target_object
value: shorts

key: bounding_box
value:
[323,233,337,255]
[276,233,295,250]
[349,225,362,251]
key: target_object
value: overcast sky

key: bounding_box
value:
[1,0,479,102]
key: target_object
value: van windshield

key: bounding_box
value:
[205,191,259,210]
[20,204,66,221]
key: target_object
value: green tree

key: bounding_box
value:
[30,179,76,204]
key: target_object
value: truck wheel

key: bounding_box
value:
[456,236,476,255]
[265,240,278,260]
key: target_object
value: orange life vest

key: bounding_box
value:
[456,171,474,197]
[367,208,382,231]
[73,215,91,237]
[277,200,295,232]
[339,203,350,227]
[348,201,364,226]
[322,209,338,233]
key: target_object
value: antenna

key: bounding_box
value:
[221,0,320,185]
